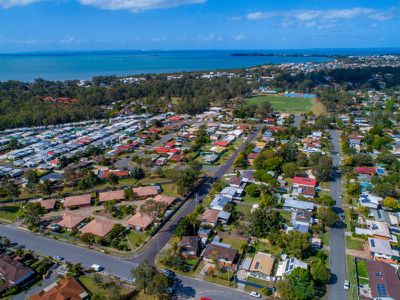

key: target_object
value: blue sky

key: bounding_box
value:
[0,0,399,52]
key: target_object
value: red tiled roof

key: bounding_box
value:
[293,176,317,187]
[213,141,229,147]
[355,166,376,175]
[31,276,88,300]
[64,194,91,208]
[98,190,125,202]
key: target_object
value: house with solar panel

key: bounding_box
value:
[275,255,308,279]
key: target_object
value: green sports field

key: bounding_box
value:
[246,95,314,113]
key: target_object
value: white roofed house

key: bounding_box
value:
[210,195,231,211]
[276,256,308,278]
[368,237,400,265]
[358,193,383,209]
[283,198,315,211]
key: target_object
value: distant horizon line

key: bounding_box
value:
[2,47,400,56]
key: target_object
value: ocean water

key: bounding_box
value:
[0,50,332,82]
[0,49,399,82]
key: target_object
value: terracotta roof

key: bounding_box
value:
[368,261,400,300]
[249,252,275,276]
[38,198,57,210]
[132,186,159,198]
[80,219,115,237]
[56,213,85,229]
[154,194,176,205]
[31,276,88,300]
[98,190,125,203]
[126,213,153,230]
[64,194,91,208]
[0,254,34,290]
[201,208,220,224]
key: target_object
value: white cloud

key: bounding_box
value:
[232,34,245,41]
[0,0,42,8]
[245,7,395,22]
[78,0,206,11]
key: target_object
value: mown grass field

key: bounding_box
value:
[246,95,315,113]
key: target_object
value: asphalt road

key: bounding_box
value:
[328,130,348,300]
[0,128,260,300]
[0,225,136,281]
[132,127,260,264]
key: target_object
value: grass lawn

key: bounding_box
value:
[160,182,179,197]
[246,95,313,113]
[242,194,260,205]
[203,274,237,288]
[79,275,129,299]
[346,236,365,251]
[235,204,251,215]
[0,205,23,222]
[127,231,146,249]
[279,211,291,223]
[220,236,247,251]
[322,232,330,247]
[247,240,283,257]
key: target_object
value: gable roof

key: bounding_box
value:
[203,244,237,263]
[154,194,176,205]
[31,276,89,300]
[293,176,317,187]
[249,252,275,276]
[132,186,159,198]
[64,194,91,208]
[0,254,34,289]
[367,261,400,300]
[80,219,115,237]
[98,190,125,203]
[38,198,57,210]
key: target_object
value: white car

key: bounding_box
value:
[52,256,64,261]
[90,264,102,272]
[344,280,350,290]
[249,291,261,298]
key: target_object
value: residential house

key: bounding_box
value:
[283,198,315,211]
[210,195,231,211]
[292,176,317,189]
[202,244,237,269]
[31,276,90,300]
[0,254,35,294]
[98,190,125,203]
[359,193,383,209]
[367,261,400,300]
[154,195,176,206]
[56,213,85,231]
[276,256,308,278]
[178,236,200,259]
[126,213,154,231]
[249,252,275,281]
[37,198,57,211]
[132,186,159,199]
[200,208,230,227]
[64,194,92,209]
[291,209,313,227]
[368,237,400,264]
[80,219,116,237]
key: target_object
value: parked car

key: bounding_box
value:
[52,256,64,261]
[90,264,103,272]
[163,269,175,278]
[344,280,350,290]
[250,291,261,298]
